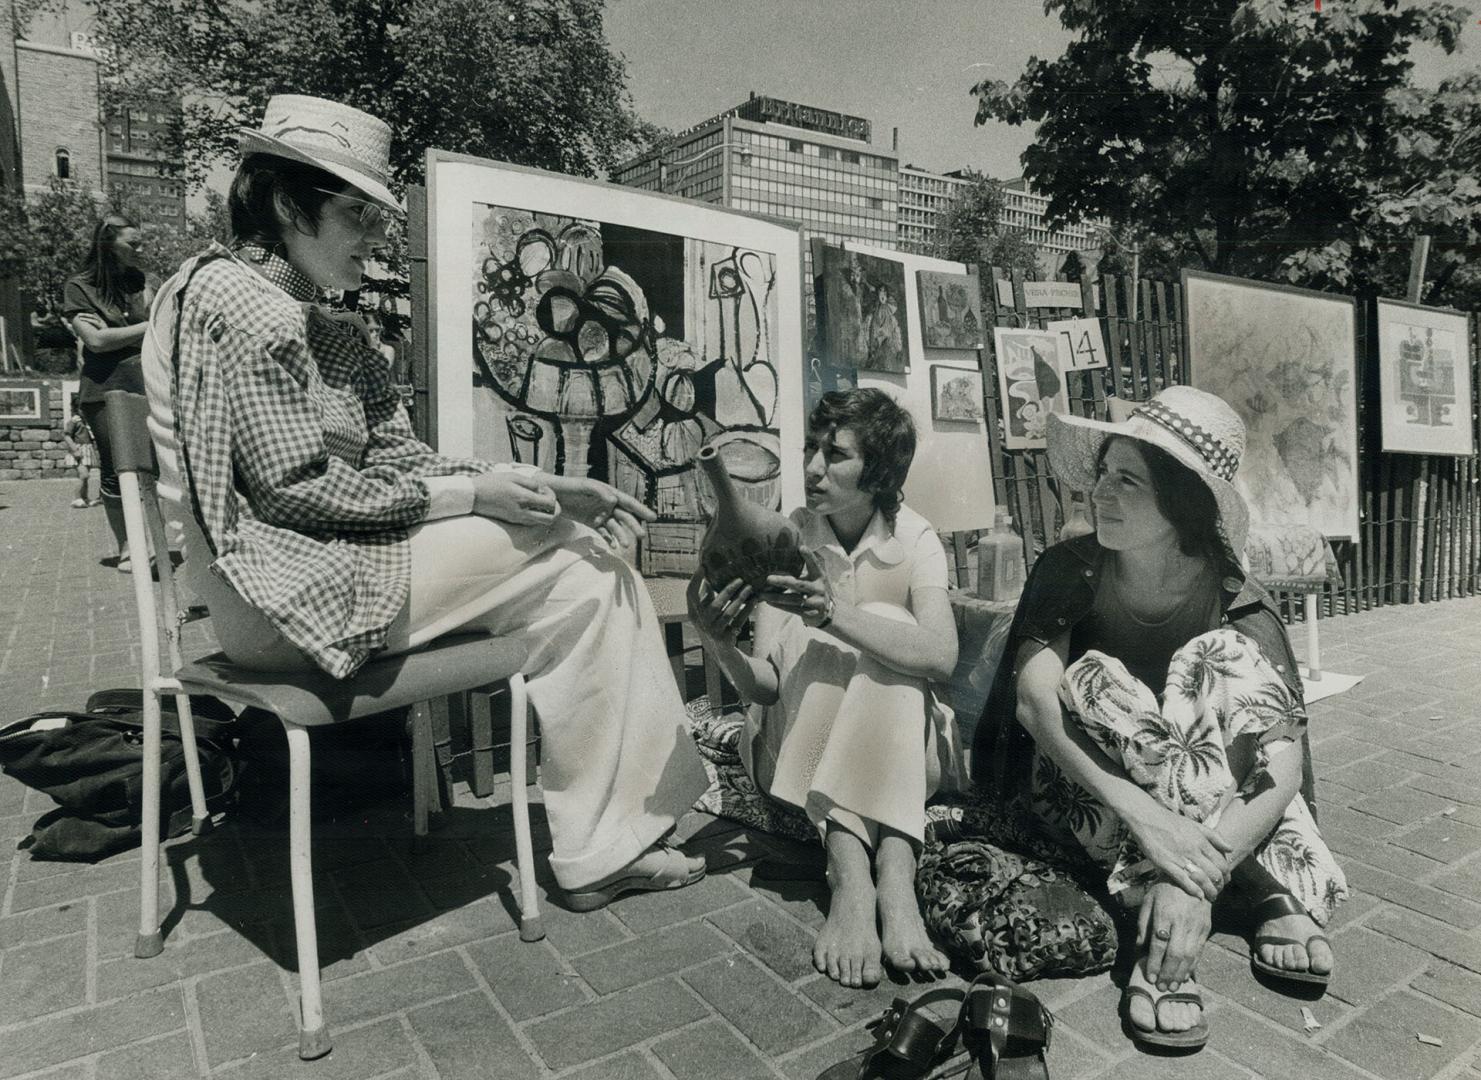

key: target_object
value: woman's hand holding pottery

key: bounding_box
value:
[1128,803,1233,902]
[762,548,836,628]
[688,574,757,645]
[472,470,560,527]
[545,474,656,549]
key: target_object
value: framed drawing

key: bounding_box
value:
[1376,298,1474,456]
[916,270,983,350]
[991,327,1068,450]
[426,150,806,577]
[929,364,984,423]
[0,380,49,427]
[1182,269,1359,539]
[816,243,909,373]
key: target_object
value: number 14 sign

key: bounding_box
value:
[1045,317,1108,371]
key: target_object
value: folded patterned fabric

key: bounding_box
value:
[917,793,1118,981]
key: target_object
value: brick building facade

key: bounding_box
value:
[13,41,104,196]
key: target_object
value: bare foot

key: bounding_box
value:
[1125,958,1203,1035]
[814,823,882,988]
[814,873,882,988]
[876,833,948,976]
[1256,909,1334,977]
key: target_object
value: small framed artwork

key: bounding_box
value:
[929,364,984,423]
[917,270,983,350]
[992,328,1068,450]
[1376,298,1474,456]
[0,380,50,427]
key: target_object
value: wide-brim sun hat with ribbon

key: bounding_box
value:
[1045,385,1250,568]
[239,94,402,213]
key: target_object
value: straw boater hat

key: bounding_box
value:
[239,94,401,213]
[1045,385,1250,567]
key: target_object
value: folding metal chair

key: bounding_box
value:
[103,390,543,1060]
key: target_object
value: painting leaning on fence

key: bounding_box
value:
[1183,270,1360,540]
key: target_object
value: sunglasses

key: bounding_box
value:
[309,187,399,229]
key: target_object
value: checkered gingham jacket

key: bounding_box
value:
[163,244,494,678]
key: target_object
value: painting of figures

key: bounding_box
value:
[930,365,985,423]
[817,244,910,373]
[917,270,983,350]
[1183,270,1359,538]
[428,152,805,577]
[991,328,1068,450]
[1377,299,1474,456]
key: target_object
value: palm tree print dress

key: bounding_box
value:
[1031,627,1348,924]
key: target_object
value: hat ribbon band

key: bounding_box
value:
[283,141,391,188]
[1133,401,1237,482]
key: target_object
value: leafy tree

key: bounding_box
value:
[11,179,104,318]
[973,0,1471,293]
[931,171,1043,279]
[89,0,653,187]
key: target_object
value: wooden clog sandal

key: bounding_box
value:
[562,847,705,912]
[815,987,967,1080]
[1249,892,1332,989]
[961,971,1054,1079]
[1120,979,1208,1051]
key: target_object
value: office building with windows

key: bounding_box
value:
[897,164,969,254]
[106,96,186,223]
[611,92,899,267]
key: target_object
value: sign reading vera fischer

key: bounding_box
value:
[1021,280,1084,309]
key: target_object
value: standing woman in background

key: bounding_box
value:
[63,214,153,570]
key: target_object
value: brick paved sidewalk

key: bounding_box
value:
[1,478,1479,1080]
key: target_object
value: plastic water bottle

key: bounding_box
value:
[977,507,1027,602]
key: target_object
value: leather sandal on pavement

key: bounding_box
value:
[1249,892,1332,989]
[1121,978,1207,1051]
[961,971,1054,1079]
[815,987,967,1080]
[562,846,706,912]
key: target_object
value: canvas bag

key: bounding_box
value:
[0,690,237,861]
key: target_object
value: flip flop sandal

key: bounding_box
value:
[562,847,706,912]
[815,987,968,1080]
[1249,892,1332,988]
[1120,982,1208,1050]
[960,971,1054,1079]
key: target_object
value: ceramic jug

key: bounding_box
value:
[695,443,804,590]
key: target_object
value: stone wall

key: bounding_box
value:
[0,378,75,480]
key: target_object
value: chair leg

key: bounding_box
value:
[172,693,212,835]
[285,722,331,1060]
[134,688,165,959]
[507,674,543,943]
[408,702,437,839]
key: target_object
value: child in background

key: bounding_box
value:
[62,397,100,509]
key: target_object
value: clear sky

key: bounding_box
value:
[605,0,1481,181]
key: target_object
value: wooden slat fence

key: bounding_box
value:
[961,268,1481,620]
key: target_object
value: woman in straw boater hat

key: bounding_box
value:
[141,95,710,910]
[969,386,1347,1051]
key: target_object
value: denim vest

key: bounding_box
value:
[972,534,1316,814]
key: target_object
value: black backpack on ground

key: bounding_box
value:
[0,690,238,861]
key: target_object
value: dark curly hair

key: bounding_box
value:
[228,153,348,248]
[808,388,916,522]
[1099,436,1224,563]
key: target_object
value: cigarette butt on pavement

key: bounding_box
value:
[1416,1033,1443,1047]
[1301,1007,1320,1033]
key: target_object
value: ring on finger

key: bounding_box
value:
[1154,927,1171,941]
[1183,860,1200,877]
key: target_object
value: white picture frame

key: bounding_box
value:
[1376,298,1474,457]
[426,150,806,576]
[1183,269,1359,540]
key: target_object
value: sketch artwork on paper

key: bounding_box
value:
[470,203,785,575]
[1183,271,1359,538]
[991,327,1068,450]
[1376,299,1474,457]
[916,270,983,350]
[817,244,910,373]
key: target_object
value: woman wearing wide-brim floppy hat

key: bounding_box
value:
[965,385,1348,1051]
[142,95,711,913]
